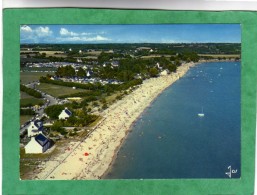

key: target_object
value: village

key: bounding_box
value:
[23,107,72,154]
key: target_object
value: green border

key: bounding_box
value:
[3,9,256,195]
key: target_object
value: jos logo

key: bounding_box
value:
[225,165,237,178]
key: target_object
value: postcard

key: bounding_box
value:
[3,8,256,195]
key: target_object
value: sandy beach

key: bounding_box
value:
[34,62,197,180]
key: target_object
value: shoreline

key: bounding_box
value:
[97,61,198,180]
[100,64,194,179]
[33,60,233,180]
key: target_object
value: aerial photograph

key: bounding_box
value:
[20,24,241,180]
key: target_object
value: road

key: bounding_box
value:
[20,81,61,136]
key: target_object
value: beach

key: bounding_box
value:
[35,62,197,180]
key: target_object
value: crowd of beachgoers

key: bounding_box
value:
[33,61,200,180]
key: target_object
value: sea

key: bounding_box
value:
[104,61,241,179]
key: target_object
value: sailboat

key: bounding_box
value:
[198,107,205,117]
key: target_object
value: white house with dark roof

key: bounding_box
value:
[111,61,119,67]
[25,133,51,154]
[27,120,43,137]
[58,108,72,120]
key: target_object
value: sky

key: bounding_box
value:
[20,24,241,44]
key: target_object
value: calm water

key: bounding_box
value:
[105,61,241,179]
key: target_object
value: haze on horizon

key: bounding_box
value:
[20,24,241,44]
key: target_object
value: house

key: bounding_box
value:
[160,69,170,76]
[111,61,119,67]
[27,120,43,137]
[58,108,72,120]
[25,133,51,154]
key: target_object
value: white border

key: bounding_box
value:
[1,1,3,195]
[2,0,257,10]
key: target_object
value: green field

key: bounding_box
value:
[20,115,33,125]
[20,91,34,99]
[198,54,240,58]
[39,50,68,58]
[35,83,89,98]
[20,72,51,84]
[20,98,44,107]
[141,54,172,59]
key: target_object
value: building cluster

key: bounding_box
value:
[25,60,120,69]
[24,108,72,154]
[51,76,122,85]
[25,62,85,69]
[25,120,51,154]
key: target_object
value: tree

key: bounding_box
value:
[70,101,79,109]
[20,108,35,115]
[65,65,76,77]
[166,63,177,72]
[46,74,52,79]
[56,67,65,77]
[77,67,86,77]
[170,56,176,61]
[174,59,181,66]
[45,105,65,119]
[55,65,76,77]
[66,116,78,126]
[41,53,46,58]
[51,121,64,132]
[158,56,170,67]
[180,52,199,62]
[20,84,42,98]
[117,70,134,82]
[98,52,112,64]
[149,67,159,77]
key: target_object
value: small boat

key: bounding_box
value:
[198,107,205,117]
